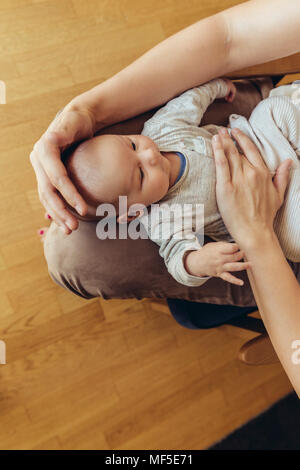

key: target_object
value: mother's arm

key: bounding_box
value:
[30,0,300,233]
[84,0,300,129]
[212,128,300,397]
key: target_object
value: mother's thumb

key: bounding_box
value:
[273,159,293,202]
[46,130,70,149]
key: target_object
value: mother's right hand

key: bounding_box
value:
[30,103,96,233]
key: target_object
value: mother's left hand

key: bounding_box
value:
[211,127,293,248]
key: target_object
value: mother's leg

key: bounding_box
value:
[43,219,300,305]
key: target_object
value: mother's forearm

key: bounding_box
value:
[71,13,229,130]
[226,0,300,71]
[70,0,300,131]
[242,230,300,397]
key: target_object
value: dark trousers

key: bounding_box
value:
[166,299,257,330]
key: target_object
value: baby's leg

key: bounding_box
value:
[248,96,300,262]
[250,95,300,161]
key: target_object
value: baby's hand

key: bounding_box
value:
[184,242,251,286]
[223,78,236,103]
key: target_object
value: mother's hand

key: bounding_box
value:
[30,103,95,233]
[212,128,293,248]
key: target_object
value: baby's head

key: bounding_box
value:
[63,134,171,222]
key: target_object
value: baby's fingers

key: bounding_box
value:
[219,272,244,286]
[219,242,240,254]
[228,250,245,262]
[222,261,252,272]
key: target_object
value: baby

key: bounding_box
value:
[63,78,300,287]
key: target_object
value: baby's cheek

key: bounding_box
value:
[156,176,169,198]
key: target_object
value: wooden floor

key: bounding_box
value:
[0,0,298,450]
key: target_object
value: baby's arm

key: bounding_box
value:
[140,206,210,286]
[162,238,211,288]
[184,241,251,286]
[143,78,235,130]
[139,205,249,287]
[158,233,249,288]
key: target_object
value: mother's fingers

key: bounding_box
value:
[218,128,243,178]
[36,133,87,215]
[231,128,268,170]
[272,158,293,205]
[212,134,231,185]
[36,165,78,232]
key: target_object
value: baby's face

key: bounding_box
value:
[75,134,171,211]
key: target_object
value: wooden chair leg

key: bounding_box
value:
[238,333,279,365]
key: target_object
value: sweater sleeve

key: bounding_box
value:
[139,205,211,287]
[142,78,229,130]
[163,240,211,287]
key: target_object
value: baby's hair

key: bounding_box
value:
[61,138,87,166]
[61,136,119,222]
[61,138,102,222]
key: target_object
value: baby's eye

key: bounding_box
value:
[131,141,136,151]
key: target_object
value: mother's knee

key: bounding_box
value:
[43,222,95,298]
